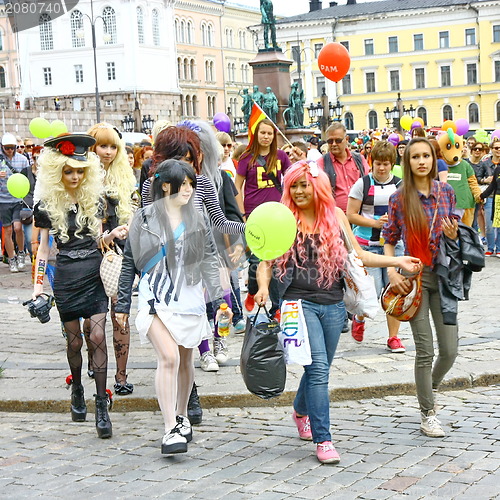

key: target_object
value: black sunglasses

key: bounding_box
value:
[472,147,483,152]
[327,137,345,145]
[3,145,16,150]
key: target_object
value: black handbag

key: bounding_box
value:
[240,305,286,399]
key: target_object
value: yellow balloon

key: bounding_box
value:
[400,115,413,131]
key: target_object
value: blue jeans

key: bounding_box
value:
[293,300,346,443]
[361,242,404,297]
[484,197,500,252]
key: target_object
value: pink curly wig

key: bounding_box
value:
[276,160,347,288]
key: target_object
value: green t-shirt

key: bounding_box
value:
[447,159,475,209]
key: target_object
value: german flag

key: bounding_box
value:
[247,102,267,143]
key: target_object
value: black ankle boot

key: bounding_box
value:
[71,383,87,422]
[187,383,203,425]
[94,394,112,439]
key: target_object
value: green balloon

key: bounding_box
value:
[50,120,68,137]
[245,202,297,260]
[29,117,51,139]
[7,173,30,199]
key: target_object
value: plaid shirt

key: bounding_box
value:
[382,180,458,267]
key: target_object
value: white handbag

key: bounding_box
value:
[340,222,379,319]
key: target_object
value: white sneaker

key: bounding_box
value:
[200,351,219,372]
[17,252,26,270]
[420,410,445,437]
[213,337,228,364]
[9,258,19,273]
[233,319,246,334]
[161,427,187,454]
[176,415,192,442]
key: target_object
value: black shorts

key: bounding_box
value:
[0,202,22,226]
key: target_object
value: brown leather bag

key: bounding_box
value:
[381,271,422,322]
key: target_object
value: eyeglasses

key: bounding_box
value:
[3,145,16,150]
[25,145,33,150]
[18,145,25,149]
[222,143,232,148]
[472,148,483,152]
[327,137,345,145]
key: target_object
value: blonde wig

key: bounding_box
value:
[36,148,104,243]
[87,123,136,225]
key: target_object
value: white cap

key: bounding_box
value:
[1,133,17,146]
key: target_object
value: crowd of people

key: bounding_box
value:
[0,118,495,463]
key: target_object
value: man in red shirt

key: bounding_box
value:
[317,123,369,212]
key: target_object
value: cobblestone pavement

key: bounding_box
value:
[1,386,499,499]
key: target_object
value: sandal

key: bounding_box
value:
[114,376,134,395]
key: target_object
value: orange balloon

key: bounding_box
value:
[442,120,457,133]
[317,42,351,83]
[414,117,425,127]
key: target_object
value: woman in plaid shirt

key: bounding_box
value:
[382,137,460,439]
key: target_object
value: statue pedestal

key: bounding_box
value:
[234,128,316,148]
[249,50,293,130]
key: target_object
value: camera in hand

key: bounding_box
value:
[23,293,55,323]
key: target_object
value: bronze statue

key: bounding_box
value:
[240,88,253,125]
[284,82,305,128]
[262,87,279,123]
[251,85,264,108]
[260,0,278,50]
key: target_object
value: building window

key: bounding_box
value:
[366,72,375,93]
[201,23,207,45]
[230,97,237,117]
[417,106,427,126]
[43,67,52,85]
[175,19,179,42]
[345,112,354,130]
[494,25,500,43]
[185,95,191,116]
[0,31,3,51]
[192,95,197,117]
[74,64,83,83]
[190,59,195,80]
[339,41,349,52]
[468,103,479,123]
[443,104,453,121]
[241,64,249,83]
[183,58,188,80]
[495,61,500,82]
[177,57,182,80]
[441,66,451,87]
[467,63,477,84]
[227,62,236,82]
[388,36,398,53]
[465,28,476,46]
[497,102,500,122]
[390,70,400,91]
[136,7,144,44]
[70,10,84,48]
[342,74,351,95]
[368,110,378,129]
[102,7,117,44]
[207,23,214,46]
[207,95,216,119]
[364,39,374,55]
[106,62,116,81]
[39,14,53,51]
[414,33,424,51]
[225,28,233,48]
[439,31,449,48]
[415,68,425,89]
[205,60,214,82]
[152,9,160,46]
[316,76,325,97]
[0,67,6,88]
[187,21,193,44]
[315,43,324,57]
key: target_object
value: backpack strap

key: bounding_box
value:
[360,174,373,214]
[351,152,366,178]
[322,152,336,191]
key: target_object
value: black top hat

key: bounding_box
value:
[44,133,96,161]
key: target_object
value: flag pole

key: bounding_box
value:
[251,101,293,148]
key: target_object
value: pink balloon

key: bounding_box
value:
[213,112,231,133]
[388,133,400,146]
[455,118,469,136]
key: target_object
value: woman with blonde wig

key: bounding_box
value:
[86,123,136,395]
[255,160,420,464]
[32,134,124,438]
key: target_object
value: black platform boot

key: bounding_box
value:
[187,383,203,425]
[70,383,87,422]
[94,394,112,439]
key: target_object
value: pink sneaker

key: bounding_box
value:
[351,316,365,343]
[316,441,340,464]
[292,410,312,440]
[387,336,406,353]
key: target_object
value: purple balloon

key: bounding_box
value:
[388,133,399,146]
[213,112,231,133]
[455,118,469,136]
[491,129,500,142]
[411,121,422,130]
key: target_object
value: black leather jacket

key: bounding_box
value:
[115,204,225,315]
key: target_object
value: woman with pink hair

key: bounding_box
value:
[255,161,420,464]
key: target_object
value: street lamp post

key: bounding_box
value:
[78,0,110,123]
[307,88,343,139]
[121,114,135,132]
[384,93,416,132]
[141,114,154,135]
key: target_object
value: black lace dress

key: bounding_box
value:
[34,202,108,322]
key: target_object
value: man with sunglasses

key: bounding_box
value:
[0,132,29,272]
[317,122,369,212]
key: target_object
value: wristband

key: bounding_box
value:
[36,259,46,285]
